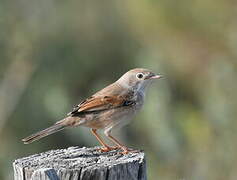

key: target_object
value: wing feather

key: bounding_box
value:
[68,95,130,116]
[78,96,124,112]
[67,85,135,116]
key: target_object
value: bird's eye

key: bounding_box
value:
[136,73,144,79]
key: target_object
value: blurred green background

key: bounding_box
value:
[0,0,237,179]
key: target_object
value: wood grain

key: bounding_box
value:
[13,146,147,180]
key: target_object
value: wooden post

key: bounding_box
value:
[13,146,147,180]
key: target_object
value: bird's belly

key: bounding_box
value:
[81,105,142,130]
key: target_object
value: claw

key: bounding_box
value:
[97,146,119,152]
[118,147,140,154]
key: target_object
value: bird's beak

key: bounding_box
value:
[149,74,163,79]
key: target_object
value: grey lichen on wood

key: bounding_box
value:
[13,146,147,180]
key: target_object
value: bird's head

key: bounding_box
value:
[117,68,162,92]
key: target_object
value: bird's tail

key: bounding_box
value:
[22,122,66,144]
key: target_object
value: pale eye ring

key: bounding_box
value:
[136,73,144,79]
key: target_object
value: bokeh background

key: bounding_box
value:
[1,0,237,179]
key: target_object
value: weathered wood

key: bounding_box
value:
[13,146,147,180]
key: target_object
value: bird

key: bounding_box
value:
[22,68,162,154]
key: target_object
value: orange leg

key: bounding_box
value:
[91,129,118,152]
[104,131,138,154]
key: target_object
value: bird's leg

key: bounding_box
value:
[104,130,138,154]
[91,129,118,152]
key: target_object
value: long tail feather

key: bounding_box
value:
[22,123,66,144]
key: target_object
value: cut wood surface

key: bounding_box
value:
[13,146,147,180]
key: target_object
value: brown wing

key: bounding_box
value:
[67,95,130,116]
[78,96,125,112]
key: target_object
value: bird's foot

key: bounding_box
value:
[97,146,119,152]
[119,146,140,154]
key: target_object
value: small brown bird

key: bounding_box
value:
[22,68,162,154]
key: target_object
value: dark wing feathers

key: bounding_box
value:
[68,94,135,116]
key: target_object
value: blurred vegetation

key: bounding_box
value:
[0,0,237,179]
